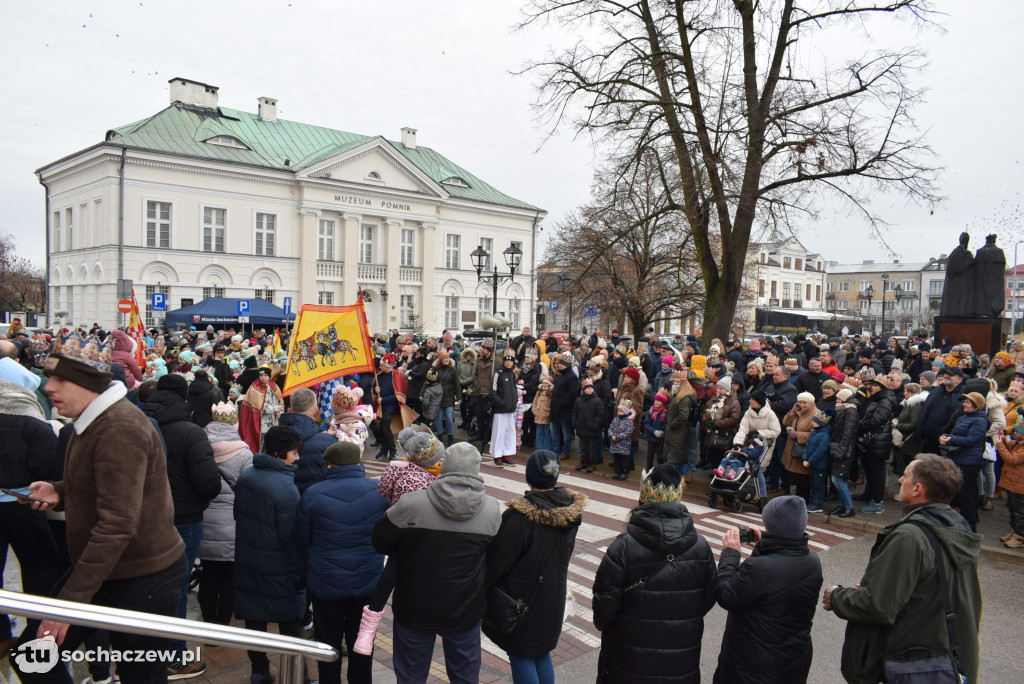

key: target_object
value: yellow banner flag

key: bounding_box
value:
[282,302,374,396]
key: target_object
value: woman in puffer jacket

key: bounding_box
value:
[110,328,144,388]
[940,392,991,532]
[198,402,254,626]
[705,377,742,470]
[593,465,718,683]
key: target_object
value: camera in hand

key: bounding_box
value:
[738,526,757,544]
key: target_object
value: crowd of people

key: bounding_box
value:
[0,317,1006,683]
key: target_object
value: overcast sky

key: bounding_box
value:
[2,0,1022,270]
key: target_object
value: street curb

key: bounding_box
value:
[824,513,1024,567]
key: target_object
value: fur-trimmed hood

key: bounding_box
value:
[460,347,477,363]
[902,391,928,408]
[506,488,587,528]
[987,391,1007,411]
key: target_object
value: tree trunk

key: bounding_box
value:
[700,271,742,352]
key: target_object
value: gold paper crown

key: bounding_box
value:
[55,331,112,372]
[639,468,685,504]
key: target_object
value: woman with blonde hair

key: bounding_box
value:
[663,372,698,481]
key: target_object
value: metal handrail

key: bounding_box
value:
[0,590,337,684]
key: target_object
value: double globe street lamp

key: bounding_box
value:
[471,243,523,315]
[866,274,904,336]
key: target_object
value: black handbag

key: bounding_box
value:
[939,444,961,459]
[882,520,966,683]
[482,535,554,635]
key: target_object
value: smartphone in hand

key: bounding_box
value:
[1,488,47,504]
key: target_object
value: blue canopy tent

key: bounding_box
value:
[162,298,296,328]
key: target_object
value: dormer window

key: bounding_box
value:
[441,176,470,188]
[365,170,384,182]
[205,135,249,149]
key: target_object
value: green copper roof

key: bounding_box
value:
[103,104,541,212]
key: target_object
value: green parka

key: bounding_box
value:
[831,504,982,684]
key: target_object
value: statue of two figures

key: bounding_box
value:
[940,233,1007,318]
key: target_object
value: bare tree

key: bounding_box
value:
[0,234,45,315]
[522,0,940,349]
[542,153,705,336]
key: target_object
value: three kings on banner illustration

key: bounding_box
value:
[281,301,375,396]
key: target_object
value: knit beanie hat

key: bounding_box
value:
[157,373,189,401]
[996,351,1012,364]
[822,379,839,392]
[919,370,937,385]
[796,391,816,404]
[716,376,731,392]
[836,388,854,402]
[762,495,807,539]
[1014,414,1024,438]
[662,355,675,367]
[331,385,362,412]
[653,390,670,405]
[628,356,642,369]
[399,430,445,469]
[323,441,362,466]
[812,408,833,427]
[750,389,768,406]
[441,442,481,475]
[211,401,238,424]
[42,331,113,394]
[526,450,561,490]
[624,367,641,382]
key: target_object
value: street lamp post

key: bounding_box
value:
[864,284,874,334]
[892,284,904,335]
[471,244,523,315]
[880,273,889,337]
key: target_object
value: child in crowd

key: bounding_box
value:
[573,378,604,473]
[802,409,834,513]
[642,390,669,470]
[418,369,442,426]
[356,427,445,655]
[608,400,636,481]
[713,436,766,481]
[532,376,554,451]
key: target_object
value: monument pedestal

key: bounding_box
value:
[934,316,1009,357]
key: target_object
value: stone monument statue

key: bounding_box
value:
[940,232,975,317]
[974,234,1006,318]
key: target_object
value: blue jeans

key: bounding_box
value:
[436,406,455,436]
[393,620,480,684]
[509,653,554,684]
[172,522,203,657]
[831,474,853,509]
[810,467,828,504]
[535,423,552,452]
[683,424,700,475]
[553,419,574,456]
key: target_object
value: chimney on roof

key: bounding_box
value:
[894,259,900,264]
[258,97,277,123]
[401,127,417,150]
[168,77,218,109]
[863,260,874,265]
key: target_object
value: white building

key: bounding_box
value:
[38,77,544,334]
[747,236,827,318]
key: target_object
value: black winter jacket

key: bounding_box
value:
[573,392,606,438]
[233,453,306,622]
[830,404,860,479]
[593,502,718,684]
[768,379,797,420]
[793,370,826,402]
[483,488,586,656]
[144,391,220,524]
[406,356,431,405]
[917,384,965,444]
[490,366,519,414]
[520,364,542,403]
[713,535,823,684]
[857,387,898,458]
[550,371,580,423]
[0,414,60,488]
[186,375,223,428]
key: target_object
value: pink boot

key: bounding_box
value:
[713,467,725,477]
[725,469,738,480]
[353,606,384,655]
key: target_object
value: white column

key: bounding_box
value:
[341,213,362,305]
[298,207,321,308]
[385,218,403,330]
[421,223,438,332]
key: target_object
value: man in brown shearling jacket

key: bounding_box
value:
[13,332,187,684]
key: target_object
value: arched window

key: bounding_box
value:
[365,170,383,182]
[445,290,459,330]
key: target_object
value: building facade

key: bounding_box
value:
[825,261,927,333]
[39,78,544,334]
[745,236,827,327]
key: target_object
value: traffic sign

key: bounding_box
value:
[117,299,133,314]
[238,316,250,323]
[151,293,166,311]
[584,302,598,317]
[283,296,292,316]
[769,298,780,307]
[549,301,559,311]
[238,300,251,316]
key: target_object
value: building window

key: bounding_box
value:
[806,284,812,300]
[202,286,225,299]
[66,208,73,250]
[65,286,74,323]
[203,207,226,252]
[783,257,791,269]
[815,285,821,301]
[901,299,914,310]
[359,224,375,264]
[826,282,833,292]
[758,279,765,297]
[255,213,276,256]
[770,281,777,298]
[53,211,61,251]
[146,201,171,248]
[839,282,850,292]
[400,228,414,267]
[478,295,492,321]
[782,282,790,299]
[255,289,274,304]
[400,294,414,326]
[145,284,170,327]
[80,203,89,246]
[318,219,335,261]
[205,135,248,149]
[318,291,334,306]
[365,170,383,181]
[795,258,803,270]
[839,300,849,310]
[445,291,459,329]
[860,299,870,311]
[479,238,493,270]
[760,253,767,264]
[902,279,914,291]
[860,280,871,292]
[929,281,944,295]
[445,234,461,270]
[509,296,520,329]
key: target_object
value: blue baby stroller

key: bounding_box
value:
[707,436,775,514]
